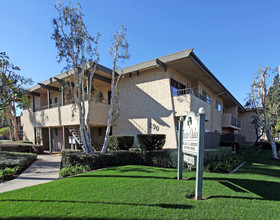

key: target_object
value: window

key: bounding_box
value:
[49,98,52,105]
[54,97,58,104]
[216,100,222,111]
[170,78,187,96]
[202,90,211,104]
[108,91,112,105]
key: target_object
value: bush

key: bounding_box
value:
[0,167,19,180]
[59,164,91,177]
[239,143,259,154]
[204,154,243,173]
[0,127,10,139]
[260,141,280,151]
[0,143,44,154]
[61,149,177,170]
[185,147,233,171]
[107,135,134,151]
[204,147,233,164]
[137,134,166,151]
[0,151,37,171]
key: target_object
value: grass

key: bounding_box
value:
[0,150,279,219]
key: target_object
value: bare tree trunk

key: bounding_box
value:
[11,101,19,141]
[263,108,279,159]
[101,43,118,154]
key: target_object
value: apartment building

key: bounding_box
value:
[22,49,256,151]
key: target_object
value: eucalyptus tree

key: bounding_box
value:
[248,66,279,159]
[267,74,280,139]
[0,52,32,140]
[101,26,130,154]
[52,1,100,154]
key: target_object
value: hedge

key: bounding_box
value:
[61,147,232,171]
[107,135,134,151]
[61,149,178,170]
[260,141,280,151]
[0,143,44,154]
[137,134,166,151]
[0,151,37,171]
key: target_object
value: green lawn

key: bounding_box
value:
[0,150,279,219]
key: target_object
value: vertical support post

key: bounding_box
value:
[62,126,66,150]
[47,89,50,109]
[48,127,52,153]
[177,116,184,180]
[32,95,35,112]
[61,87,64,106]
[195,110,205,200]
[147,118,151,134]
[34,127,37,145]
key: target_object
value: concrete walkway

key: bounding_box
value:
[0,154,61,193]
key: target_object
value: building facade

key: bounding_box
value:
[22,49,257,151]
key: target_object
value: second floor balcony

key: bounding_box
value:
[28,98,110,127]
[222,113,241,129]
[172,88,211,120]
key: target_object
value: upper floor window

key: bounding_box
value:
[170,78,187,96]
[216,100,222,111]
[202,90,211,104]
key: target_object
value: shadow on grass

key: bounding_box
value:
[105,166,175,173]
[0,199,192,210]
[201,177,280,201]
[74,175,175,180]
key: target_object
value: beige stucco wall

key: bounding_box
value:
[32,101,109,127]
[172,94,191,116]
[239,111,257,143]
[114,67,177,149]
[22,109,35,142]
[22,101,110,142]
[225,106,238,118]
[169,68,225,134]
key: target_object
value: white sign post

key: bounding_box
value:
[177,107,205,200]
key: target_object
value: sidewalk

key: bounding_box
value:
[0,153,61,193]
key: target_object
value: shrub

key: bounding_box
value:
[137,134,166,151]
[0,127,10,139]
[0,151,36,172]
[0,143,44,154]
[239,143,259,154]
[59,164,91,177]
[185,147,233,171]
[204,154,243,173]
[204,147,233,164]
[61,149,177,170]
[260,141,280,150]
[0,166,19,180]
[107,135,134,151]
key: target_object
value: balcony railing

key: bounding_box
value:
[231,117,241,128]
[172,88,210,104]
[34,98,109,111]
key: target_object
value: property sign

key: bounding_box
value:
[177,108,206,200]
[182,111,198,155]
[184,154,195,165]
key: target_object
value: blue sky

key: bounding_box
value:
[2,0,280,108]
